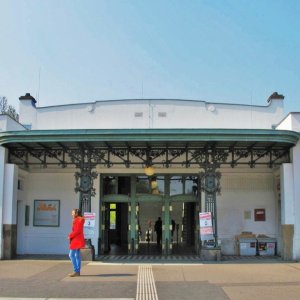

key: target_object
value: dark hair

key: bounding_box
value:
[73,208,82,217]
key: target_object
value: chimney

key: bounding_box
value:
[267,92,284,103]
[18,93,37,128]
[19,93,37,107]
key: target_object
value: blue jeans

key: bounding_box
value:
[69,249,81,273]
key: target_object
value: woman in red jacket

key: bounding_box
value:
[68,208,85,277]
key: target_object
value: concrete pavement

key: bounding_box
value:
[1,258,300,300]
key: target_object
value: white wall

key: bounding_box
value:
[218,171,277,255]
[276,113,300,132]
[16,171,100,255]
[19,98,284,130]
[0,115,26,131]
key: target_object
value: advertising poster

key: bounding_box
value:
[33,200,60,227]
[84,212,96,239]
[199,212,214,241]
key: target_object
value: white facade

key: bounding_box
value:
[19,98,284,130]
[1,93,300,259]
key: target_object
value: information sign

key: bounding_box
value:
[84,212,96,239]
[199,212,214,241]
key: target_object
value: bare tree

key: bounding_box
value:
[0,96,8,114]
[0,96,19,121]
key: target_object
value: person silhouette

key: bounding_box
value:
[154,217,162,246]
[171,219,176,240]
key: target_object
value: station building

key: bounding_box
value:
[0,92,300,260]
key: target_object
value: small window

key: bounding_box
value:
[18,180,23,190]
[25,205,30,226]
[185,176,198,195]
[134,112,143,117]
[170,176,183,196]
[158,112,167,117]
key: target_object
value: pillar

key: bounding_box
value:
[162,200,171,255]
[163,175,171,255]
[280,163,295,260]
[2,164,18,259]
[73,149,98,260]
[200,166,221,247]
[129,202,137,254]
[0,146,6,259]
[129,175,137,254]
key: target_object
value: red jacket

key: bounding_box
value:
[68,216,85,249]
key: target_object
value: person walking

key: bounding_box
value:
[68,208,85,277]
[154,217,162,246]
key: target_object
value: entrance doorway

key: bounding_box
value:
[103,202,128,255]
[100,174,200,256]
[171,202,197,255]
[137,201,163,255]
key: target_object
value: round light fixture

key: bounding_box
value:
[144,166,155,176]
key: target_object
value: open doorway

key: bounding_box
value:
[171,202,197,255]
[138,202,163,255]
[104,202,128,255]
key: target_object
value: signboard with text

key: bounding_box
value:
[199,212,214,241]
[84,212,96,239]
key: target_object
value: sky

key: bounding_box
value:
[0,0,300,114]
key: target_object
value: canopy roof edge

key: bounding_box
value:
[0,128,299,146]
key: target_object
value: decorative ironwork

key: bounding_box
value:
[230,149,249,167]
[7,144,291,169]
[74,166,98,197]
[199,165,222,247]
[163,149,185,168]
[68,147,99,217]
[199,169,222,195]
[110,149,130,168]
[130,148,166,166]
[192,149,229,169]
[90,149,112,167]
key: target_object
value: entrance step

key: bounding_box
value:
[96,254,282,263]
[96,255,201,262]
[222,255,282,261]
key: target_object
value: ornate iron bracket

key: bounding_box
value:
[199,168,222,195]
[74,166,98,197]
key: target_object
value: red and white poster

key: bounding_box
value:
[199,212,214,241]
[84,212,96,239]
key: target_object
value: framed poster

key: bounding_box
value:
[33,200,60,227]
[254,208,266,222]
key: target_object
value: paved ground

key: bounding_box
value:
[1,257,300,300]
